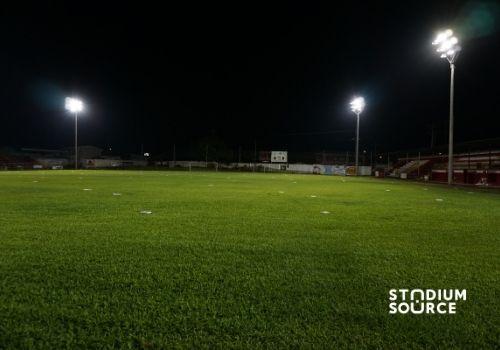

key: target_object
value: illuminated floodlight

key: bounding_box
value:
[350,97,365,114]
[432,29,460,62]
[65,97,84,113]
[432,28,461,185]
[65,97,84,170]
[349,96,365,177]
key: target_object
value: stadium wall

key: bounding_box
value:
[431,169,500,186]
[83,159,148,168]
[35,158,69,168]
[163,161,372,176]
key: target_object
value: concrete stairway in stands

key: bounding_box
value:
[391,160,429,177]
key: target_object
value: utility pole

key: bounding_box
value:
[254,140,257,162]
[418,151,421,178]
[205,145,208,166]
[430,123,436,149]
[173,143,176,167]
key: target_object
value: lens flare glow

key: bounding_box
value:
[65,97,84,113]
[432,29,460,60]
[350,97,365,114]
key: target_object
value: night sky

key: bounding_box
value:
[1,1,499,158]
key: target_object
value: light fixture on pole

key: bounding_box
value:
[432,29,460,185]
[65,97,84,170]
[350,96,365,176]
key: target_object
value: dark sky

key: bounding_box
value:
[1,1,499,157]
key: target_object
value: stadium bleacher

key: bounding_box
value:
[391,150,500,186]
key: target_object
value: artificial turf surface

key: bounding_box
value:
[0,170,498,349]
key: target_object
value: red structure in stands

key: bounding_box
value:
[390,150,500,187]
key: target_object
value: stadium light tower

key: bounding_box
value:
[350,96,365,176]
[65,97,84,170]
[432,29,460,185]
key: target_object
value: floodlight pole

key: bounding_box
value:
[447,62,455,185]
[433,29,459,185]
[355,112,360,176]
[75,113,78,170]
[65,97,83,169]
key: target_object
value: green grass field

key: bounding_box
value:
[0,170,499,349]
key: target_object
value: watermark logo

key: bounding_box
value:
[389,289,466,314]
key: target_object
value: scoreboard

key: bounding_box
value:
[271,151,288,163]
